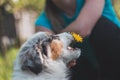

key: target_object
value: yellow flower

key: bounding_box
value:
[70,32,83,43]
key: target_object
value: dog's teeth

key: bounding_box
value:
[67,46,73,50]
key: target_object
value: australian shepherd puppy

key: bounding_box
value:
[12,32,81,80]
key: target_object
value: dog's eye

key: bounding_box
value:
[41,42,48,56]
[51,35,60,40]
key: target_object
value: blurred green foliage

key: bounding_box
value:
[0,48,18,80]
[12,0,45,12]
[0,0,45,13]
[113,0,120,19]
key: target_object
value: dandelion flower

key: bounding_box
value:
[70,32,83,43]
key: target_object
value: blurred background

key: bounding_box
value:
[0,0,120,80]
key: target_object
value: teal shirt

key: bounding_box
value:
[35,0,120,28]
[35,0,120,68]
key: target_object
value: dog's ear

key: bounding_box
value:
[20,48,42,75]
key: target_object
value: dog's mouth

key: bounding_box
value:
[67,38,79,51]
[61,35,81,64]
[55,32,80,52]
[67,46,73,50]
[67,46,78,51]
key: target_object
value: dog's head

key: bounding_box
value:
[19,32,81,75]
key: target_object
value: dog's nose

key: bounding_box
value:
[57,32,74,40]
[65,32,74,40]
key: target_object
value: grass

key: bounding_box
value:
[0,48,19,80]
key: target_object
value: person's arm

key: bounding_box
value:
[36,26,54,34]
[62,0,105,38]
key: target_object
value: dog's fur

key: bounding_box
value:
[12,32,81,80]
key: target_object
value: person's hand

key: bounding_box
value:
[67,60,76,68]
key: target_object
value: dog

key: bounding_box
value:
[12,32,81,80]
